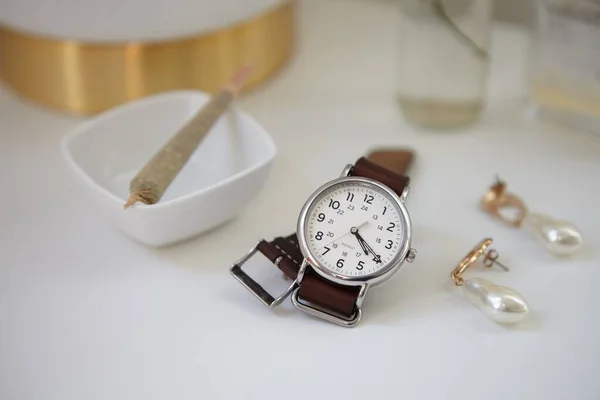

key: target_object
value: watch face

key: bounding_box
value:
[297,177,411,284]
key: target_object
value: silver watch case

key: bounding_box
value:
[296,165,413,288]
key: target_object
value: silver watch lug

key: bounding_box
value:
[297,258,308,284]
[355,282,369,308]
[340,164,353,177]
[400,185,410,202]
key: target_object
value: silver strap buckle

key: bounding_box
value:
[230,241,298,308]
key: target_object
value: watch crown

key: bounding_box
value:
[406,248,417,263]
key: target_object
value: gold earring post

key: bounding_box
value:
[482,249,509,271]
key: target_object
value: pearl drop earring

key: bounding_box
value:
[450,238,529,324]
[481,176,583,257]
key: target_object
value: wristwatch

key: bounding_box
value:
[230,150,418,327]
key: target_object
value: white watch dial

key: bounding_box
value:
[303,180,405,278]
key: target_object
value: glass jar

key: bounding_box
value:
[396,0,494,130]
[529,0,600,135]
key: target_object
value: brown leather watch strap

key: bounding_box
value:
[253,149,414,320]
[366,149,414,177]
[257,234,361,317]
[256,234,304,279]
[351,151,412,197]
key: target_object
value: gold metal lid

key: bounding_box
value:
[0,1,295,114]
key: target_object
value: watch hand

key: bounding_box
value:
[351,224,374,256]
[364,243,381,263]
[352,231,369,255]
[320,231,351,249]
[355,232,382,264]
[320,221,369,249]
[359,240,369,255]
[355,220,369,230]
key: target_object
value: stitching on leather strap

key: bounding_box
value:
[273,243,299,265]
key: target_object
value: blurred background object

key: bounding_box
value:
[491,0,533,24]
[528,0,600,135]
[396,0,494,130]
[0,0,296,115]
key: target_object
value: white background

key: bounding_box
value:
[1,0,599,399]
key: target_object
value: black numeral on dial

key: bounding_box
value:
[336,259,345,268]
[346,193,354,202]
[328,199,340,209]
[357,261,365,270]
[364,194,374,204]
[317,213,325,222]
[323,246,331,255]
[385,240,393,249]
[315,231,323,240]
[387,222,395,232]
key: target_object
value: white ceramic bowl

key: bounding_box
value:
[61,90,277,247]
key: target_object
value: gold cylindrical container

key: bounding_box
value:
[0,1,295,114]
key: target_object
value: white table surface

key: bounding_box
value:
[1,1,599,399]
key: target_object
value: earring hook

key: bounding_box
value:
[481,176,528,228]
